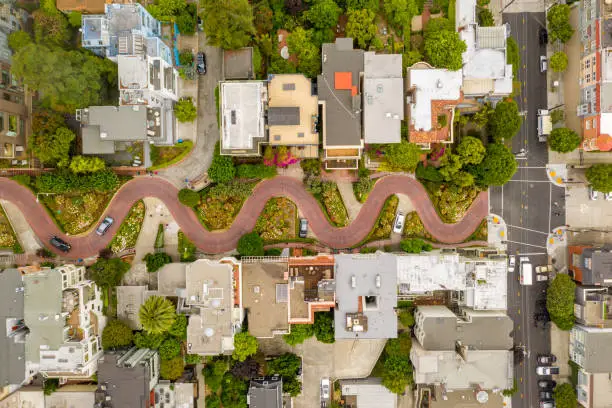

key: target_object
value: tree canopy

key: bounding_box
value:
[233,332,258,362]
[134,331,166,349]
[204,359,228,393]
[587,164,612,193]
[456,136,486,165]
[69,156,105,174]
[174,97,197,122]
[489,99,522,142]
[550,51,568,72]
[345,8,378,49]
[237,232,264,256]
[383,141,422,172]
[283,324,314,345]
[267,353,301,378]
[287,28,321,78]
[159,338,182,360]
[144,252,172,273]
[547,4,574,43]
[314,311,335,343]
[88,258,130,288]
[33,9,70,45]
[554,383,577,408]
[168,314,188,340]
[221,372,248,408]
[471,143,517,187]
[8,31,32,52]
[160,356,185,381]
[102,319,134,349]
[383,0,418,35]
[200,0,255,50]
[548,128,581,153]
[382,355,413,394]
[347,0,379,12]
[400,238,433,253]
[306,0,342,31]
[139,296,177,334]
[208,151,236,183]
[424,25,466,70]
[546,274,575,331]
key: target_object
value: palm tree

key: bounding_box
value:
[139,296,176,335]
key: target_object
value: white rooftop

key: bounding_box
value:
[409,68,462,132]
[455,0,477,30]
[220,81,266,151]
[118,55,149,90]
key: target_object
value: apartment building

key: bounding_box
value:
[577,0,612,151]
[568,244,612,285]
[23,264,106,381]
[575,286,612,328]
[0,268,26,395]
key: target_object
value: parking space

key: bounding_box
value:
[566,185,612,230]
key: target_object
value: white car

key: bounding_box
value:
[536,265,553,273]
[540,56,548,72]
[508,255,516,273]
[321,378,330,400]
[605,192,612,201]
[537,274,549,282]
[393,211,405,234]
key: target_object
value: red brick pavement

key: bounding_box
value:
[0,175,488,259]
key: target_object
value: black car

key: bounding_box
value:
[538,380,557,389]
[538,354,557,365]
[539,28,548,45]
[50,236,71,252]
[196,52,206,75]
[540,391,553,400]
[299,218,308,238]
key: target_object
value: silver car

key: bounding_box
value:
[96,216,114,236]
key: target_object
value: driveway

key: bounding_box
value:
[158,32,222,188]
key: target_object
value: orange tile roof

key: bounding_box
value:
[409,93,463,144]
[335,72,353,91]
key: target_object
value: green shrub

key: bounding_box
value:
[35,169,119,193]
[236,163,277,179]
[400,238,433,253]
[237,232,264,256]
[314,311,335,344]
[174,97,197,123]
[144,252,172,273]
[178,188,200,207]
[179,50,194,66]
[159,338,181,360]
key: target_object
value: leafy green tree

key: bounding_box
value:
[283,324,314,345]
[402,49,423,70]
[314,311,335,344]
[283,377,302,397]
[30,116,75,167]
[200,0,255,49]
[478,8,494,26]
[102,319,134,349]
[179,50,194,66]
[33,9,70,45]
[385,332,412,358]
[221,372,248,408]
[287,28,321,78]
[548,128,581,153]
[205,395,222,408]
[415,163,443,182]
[178,188,200,207]
[174,97,197,122]
[177,10,197,35]
[88,258,130,288]
[424,28,466,70]
[384,0,418,34]
[399,310,415,327]
[554,383,577,408]
[400,238,433,253]
[438,152,463,182]
[208,153,236,183]
[8,31,32,52]
[489,99,522,142]
[267,353,301,377]
[185,354,202,364]
[306,0,341,31]
[253,0,273,34]
[587,164,612,193]
[144,252,172,273]
[134,331,166,349]
[159,338,182,360]
[68,11,82,27]
[69,156,105,174]
[346,0,379,12]
[381,355,413,394]
[471,143,517,187]
[158,0,187,16]
[546,274,575,331]
[547,4,574,43]
[384,141,422,172]
[425,17,454,33]
[550,51,568,72]
[456,136,486,165]
[345,8,378,49]
[160,356,185,380]
[551,109,564,124]
[204,359,228,393]
[471,103,493,128]
[237,232,264,256]
[43,379,59,396]
[232,332,258,362]
[168,314,188,339]
[139,296,177,335]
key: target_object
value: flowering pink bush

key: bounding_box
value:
[263,150,299,168]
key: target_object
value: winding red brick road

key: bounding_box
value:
[0,175,488,258]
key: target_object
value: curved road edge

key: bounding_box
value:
[0,175,488,258]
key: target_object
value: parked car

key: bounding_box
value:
[605,192,612,201]
[540,401,555,408]
[538,380,557,389]
[508,255,516,273]
[50,236,71,253]
[589,187,599,200]
[539,28,548,45]
[538,354,557,365]
[393,211,405,234]
[321,378,330,400]
[299,218,308,238]
[96,216,114,236]
[196,52,206,75]
[536,366,560,375]
[540,391,553,400]
[540,56,548,72]
[536,265,553,273]
[536,274,549,282]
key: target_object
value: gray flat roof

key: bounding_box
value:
[574,326,612,373]
[220,81,266,155]
[0,269,26,387]
[334,253,398,339]
[581,247,612,285]
[248,377,283,408]
[81,106,149,155]
[318,39,364,148]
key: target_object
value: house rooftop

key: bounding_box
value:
[363,52,404,144]
[117,286,147,330]
[340,378,397,408]
[44,388,97,408]
[571,326,612,373]
[580,247,612,285]
[455,0,477,29]
[0,269,26,387]
[248,377,283,408]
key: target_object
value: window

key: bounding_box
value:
[592,119,596,129]
[274,135,280,141]
[585,59,590,69]
[586,73,591,82]
[586,120,591,130]
[8,115,18,134]
[297,132,304,138]
[1,71,8,86]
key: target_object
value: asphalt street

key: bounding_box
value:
[489,12,568,408]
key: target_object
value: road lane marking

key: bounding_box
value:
[506,240,547,249]
[517,252,546,256]
[507,225,549,235]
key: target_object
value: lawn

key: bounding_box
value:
[0,205,22,253]
[149,140,194,170]
[109,200,146,253]
[41,192,114,235]
[320,182,349,227]
[254,197,297,242]
[366,195,399,242]
[195,182,255,230]
[402,211,437,242]
[178,230,197,262]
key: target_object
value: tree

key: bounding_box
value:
[548,50,568,73]
[233,332,258,362]
[159,338,182,360]
[546,274,576,331]
[554,383,577,408]
[174,97,197,122]
[384,0,418,34]
[134,331,166,349]
[283,377,302,397]
[381,355,413,394]
[200,0,255,49]
[179,50,194,66]
[456,136,486,165]
[33,9,70,45]
[306,0,341,31]
[587,164,612,193]
[237,232,264,256]
[102,319,134,349]
[399,309,415,327]
[267,353,301,378]
[230,357,260,380]
[160,356,185,380]
[204,359,228,393]
[402,49,423,70]
[384,141,422,172]
[176,10,197,35]
[478,9,494,26]
[547,4,574,43]
[346,0,379,12]
[178,188,200,207]
[471,143,517,187]
[287,28,321,78]
[158,0,187,16]
[314,311,335,344]
[385,332,412,358]
[43,379,59,396]
[548,128,581,153]
[8,31,32,52]
[68,11,82,27]
[185,354,202,364]
[345,9,378,49]
[69,156,105,174]
[283,324,314,345]
[424,29,466,70]
[206,395,222,408]
[489,99,522,142]
[471,103,493,128]
[139,296,177,334]
[30,121,75,167]
[144,252,172,273]
[254,0,273,34]
[88,258,130,288]
[208,148,236,183]
[221,372,248,408]
[400,238,433,253]
[168,314,188,339]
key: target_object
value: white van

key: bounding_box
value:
[521,263,533,285]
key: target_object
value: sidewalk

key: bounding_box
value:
[336,181,362,221]
[1,200,41,254]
